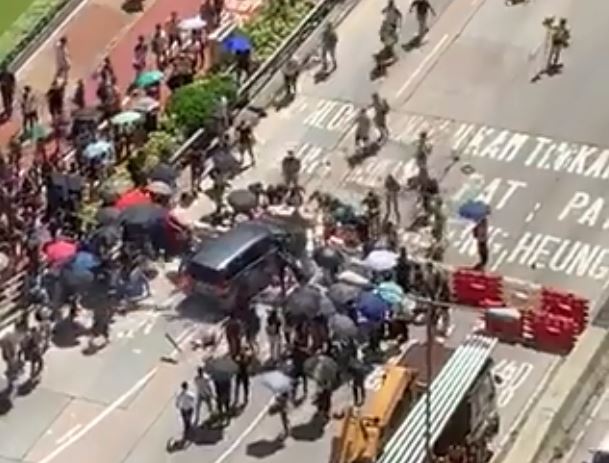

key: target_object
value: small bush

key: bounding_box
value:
[166,74,238,136]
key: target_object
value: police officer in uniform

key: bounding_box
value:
[282,150,301,188]
[547,17,570,71]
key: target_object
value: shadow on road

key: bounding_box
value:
[290,414,327,441]
[246,438,286,458]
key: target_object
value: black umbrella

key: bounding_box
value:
[285,285,321,321]
[96,206,121,225]
[329,313,358,340]
[304,354,339,385]
[148,162,177,187]
[328,283,362,311]
[205,356,238,382]
[60,267,95,290]
[90,224,121,248]
[313,246,344,271]
[119,203,167,228]
[227,189,257,213]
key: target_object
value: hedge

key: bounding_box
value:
[0,0,70,68]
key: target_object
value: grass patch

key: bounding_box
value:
[0,0,69,64]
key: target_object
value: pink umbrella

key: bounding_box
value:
[43,240,78,264]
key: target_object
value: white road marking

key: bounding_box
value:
[396,34,450,97]
[18,0,93,75]
[132,348,142,354]
[54,425,82,445]
[212,399,273,463]
[39,369,157,463]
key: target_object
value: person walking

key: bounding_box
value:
[55,36,71,81]
[236,120,255,166]
[274,391,290,440]
[321,22,338,72]
[0,65,16,119]
[193,366,215,425]
[383,174,401,224]
[214,377,232,425]
[547,17,570,72]
[175,382,196,442]
[289,342,308,401]
[151,23,168,69]
[72,79,86,110]
[383,0,403,30]
[354,108,371,149]
[23,326,44,380]
[350,363,366,406]
[283,57,299,98]
[410,0,436,38]
[415,130,432,173]
[133,35,148,79]
[225,313,242,358]
[371,93,390,142]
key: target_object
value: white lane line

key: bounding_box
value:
[39,368,157,463]
[396,34,450,97]
[18,0,93,75]
[213,400,273,463]
[54,424,82,445]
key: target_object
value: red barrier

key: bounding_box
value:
[530,312,576,353]
[452,269,504,308]
[540,289,589,335]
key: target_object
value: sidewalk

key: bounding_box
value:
[0,0,203,159]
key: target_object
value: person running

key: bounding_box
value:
[321,22,338,72]
[409,0,436,38]
[371,93,390,142]
[175,382,196,442]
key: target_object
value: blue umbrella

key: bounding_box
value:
[70,251,101,271]
[356,291,390,322]
[83,140,113,161]
[458,199,490,222]
[223,34,252,53]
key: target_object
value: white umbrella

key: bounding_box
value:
[363,249,398,272]
[146,180,173,196]
[179,16,207,31]
[261,370,292,393]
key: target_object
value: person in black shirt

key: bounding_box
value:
[409,0,436,38]
[236,121,255,166]
[0,65,16,119]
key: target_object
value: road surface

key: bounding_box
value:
[3,0,609,462]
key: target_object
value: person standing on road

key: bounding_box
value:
[321,22,338,72]
[166,11,181,47]
[281,150,301,188]
[372,93,390,143]
[55,36,71,81]
[283,57,300,98]
[234,347,252,406]
[20,86,38,135]
[0,65,16,119]
[214,376,232,425]
[409,0,436,38]
[274,391,291,440]
[266,308,282,364]
[133,35,148,79]
[473,215,489,271]
[355,108,371,150]
[415,130,432,174]
[175,382,196,442]
[383,174,401,224]
[193,366,215,425]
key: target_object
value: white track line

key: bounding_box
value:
[396,34,449,97]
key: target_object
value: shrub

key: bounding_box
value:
[141,130,179,163]
[166,73,238,136]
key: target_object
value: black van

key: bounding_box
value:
[185,221,297,309]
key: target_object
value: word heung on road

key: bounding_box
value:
[284,95,609,287]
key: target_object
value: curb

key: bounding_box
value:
[500,325,609,463]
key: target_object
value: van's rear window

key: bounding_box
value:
[187,261,225,284]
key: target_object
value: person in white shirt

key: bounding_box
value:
[193,366,215,425]
[175,382,196,442]
[55,36,70,81]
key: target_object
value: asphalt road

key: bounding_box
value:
[3,0,609,462]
